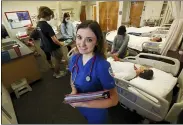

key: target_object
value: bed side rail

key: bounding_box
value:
[152,29,169,38]
[124,53,180,76]
[160,24,172,29]
[115,77,169,120]
[156,27,170,31]
[153,29,169,34]
[165,96,183,123]
[142,42,161,54]
[165,69,183,123]
[67,47,76,59]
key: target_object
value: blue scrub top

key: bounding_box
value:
[68,53,116,124]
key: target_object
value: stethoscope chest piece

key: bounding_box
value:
[86,76,91,82]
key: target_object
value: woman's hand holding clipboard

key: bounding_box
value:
[63,91,110,104]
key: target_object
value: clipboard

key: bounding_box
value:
[63,91,110,104]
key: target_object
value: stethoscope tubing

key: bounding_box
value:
[71,54,96,84]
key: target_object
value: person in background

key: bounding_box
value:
[68,20,118,124]
[27,24,55,68]
[37,6,66,78]
[110,25,129,59]
[150,36,162,42]
[60,12,76,52]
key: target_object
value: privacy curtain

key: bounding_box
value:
[161,1,183,55]
[161,4,172,25]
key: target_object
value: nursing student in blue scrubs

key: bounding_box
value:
[68,20,118,124]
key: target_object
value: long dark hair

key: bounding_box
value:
[76,20,107,59]
[117,25,126,36]
[62,12,70,29]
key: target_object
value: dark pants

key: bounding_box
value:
[67,46,72,52]
[40,46,51,61]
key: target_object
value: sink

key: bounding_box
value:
[2,41,22,51]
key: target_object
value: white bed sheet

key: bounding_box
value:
[106,30,166,51]
[130,68,177,98]
[106,26,160,42]
[127,26,160,34]
[107,57,141,80]
[107,58,177,98]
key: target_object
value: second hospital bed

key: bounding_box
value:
[106,27,169,54]
[107,53,180,122]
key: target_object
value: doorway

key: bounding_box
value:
[80,6,86,22]
[129,1,144,27]
[99,1,119,32]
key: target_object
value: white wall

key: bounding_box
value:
[117,1,123,28]
[2,1,81,38]
[143,1,164,20]
[122,1,131,22]
[60,1,81,21]
[140,1,164,26]
[96,1,99,23]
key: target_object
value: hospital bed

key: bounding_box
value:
[106,27,169,54]
[106,25,169,39]
[107,53,181,122]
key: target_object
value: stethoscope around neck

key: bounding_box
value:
[71,54,96,84]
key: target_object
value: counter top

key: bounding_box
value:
[2,38,34,64]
